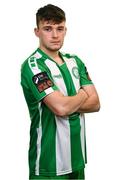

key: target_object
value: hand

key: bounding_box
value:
[78,88,88,101]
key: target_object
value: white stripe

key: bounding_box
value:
[55,116,72,175]
[45,59,72,175]
[28,54,42,175]
[34,51,42,59]
[28,56,41,74]
[79,113,86,162]
[28,56,54,94]
[45,87,54,94]
[45,59,67,95]
[28,54,55,174]
[35,103,42,175]
[64,57,80,92]
[64,57,86,162]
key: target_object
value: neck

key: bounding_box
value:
[39,46,64,65]
[39,46,59,59]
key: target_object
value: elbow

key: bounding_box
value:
[92,95,101,112]
[97,103,101,112]
[94,101,101,112]
[96,97,101,112]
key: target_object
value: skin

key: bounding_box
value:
[34,20,67,64]
[34,20,100,116]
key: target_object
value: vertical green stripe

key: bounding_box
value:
[60,59,85,170]
[44,59,72,174]
[29,120,38,176]
[69,116,85,170]
[59,63,76,96]
[39,105,56,175]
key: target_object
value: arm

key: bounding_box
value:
[77,85,100,113]
[43,89,88,116]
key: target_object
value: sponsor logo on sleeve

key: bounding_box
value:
[32,72,54,92]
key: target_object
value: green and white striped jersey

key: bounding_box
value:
[21,48,93,177]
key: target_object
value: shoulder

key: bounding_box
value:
[21,49,42,74]
[61,51,84,65]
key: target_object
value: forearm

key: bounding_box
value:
[77,94,100,113]
[43,89,88,116]
[61,89,88,115]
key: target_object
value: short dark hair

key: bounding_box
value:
[36,4,66,27]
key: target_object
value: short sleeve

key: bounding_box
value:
[21,63,59,102]
[75,56,93,86]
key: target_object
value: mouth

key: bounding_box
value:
[51,41,60,44]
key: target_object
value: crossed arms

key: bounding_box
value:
[43,85,100,116]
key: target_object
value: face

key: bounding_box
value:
[34,20,67,52]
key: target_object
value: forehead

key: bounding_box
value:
[39,20,66,28]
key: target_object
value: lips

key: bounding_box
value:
[51,41,60,43]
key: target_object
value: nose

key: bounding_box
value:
[52,29,58,38]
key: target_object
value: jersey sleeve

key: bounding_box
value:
[75,56,93,86]
[21,62,59,102]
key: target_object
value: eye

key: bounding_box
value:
[57,27,64,31]
[43,27,52,32]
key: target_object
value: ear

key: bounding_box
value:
[34,28,39,37]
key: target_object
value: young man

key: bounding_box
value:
[21,4,100,180]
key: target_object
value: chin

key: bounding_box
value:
[51,48,61,51]
[50,45,62,51]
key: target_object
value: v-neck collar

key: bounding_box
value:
[37,48,65,67]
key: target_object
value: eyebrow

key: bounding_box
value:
[57,26,64,28]
[43,25,65,28]
[43,25,52,28]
